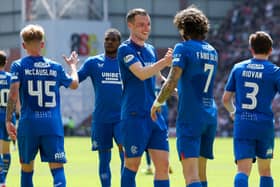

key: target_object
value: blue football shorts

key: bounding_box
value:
[18,135,66,164]
[234,138,274,162]
[121,115,169,158]
[176,122,217,160]
[91,121,123,151]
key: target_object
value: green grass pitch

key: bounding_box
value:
[6,137,280,186]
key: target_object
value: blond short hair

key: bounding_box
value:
[20,24,45,43]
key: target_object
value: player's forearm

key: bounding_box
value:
[138,58,168,80]
[224,102,236,114]
[6,99,16,122]
[69,64,79,89]
[156,78,177,104]
[222,92,235,113]
[154,66,181,105]
[6,83,19,122]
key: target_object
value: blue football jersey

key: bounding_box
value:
[225,58,280,139]
[78,54,122,123]
[10,56,73,136]
[172,40,218,125]
[118,39,157,119]
[0,71,15,123]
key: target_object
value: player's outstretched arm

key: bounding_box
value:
[129,48,173,81]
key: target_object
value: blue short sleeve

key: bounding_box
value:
[118,45,140,68]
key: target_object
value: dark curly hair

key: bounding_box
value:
[173,5,209,40]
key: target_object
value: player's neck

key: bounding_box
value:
[129,36,145,46]
[105,52,117,59]
[26,49,42,57]
[23,41,43,57]
[253,54,269,60]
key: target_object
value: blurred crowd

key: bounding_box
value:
[211,0,280,136]
[166,0,280,137]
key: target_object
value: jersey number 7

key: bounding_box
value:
[204,63,214,93]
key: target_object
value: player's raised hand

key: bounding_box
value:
[163,48,173,67]
[63,51,79,66]
[6,121,17,141]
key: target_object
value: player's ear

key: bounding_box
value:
[22,42,26,49]
[179,29,184,37]
[40,41,45,49]
[268,47,273,55]
[249,47,255,55]
[127,22,133,30]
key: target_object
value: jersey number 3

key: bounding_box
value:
[242,82,258,110]
[28,80,56,107]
